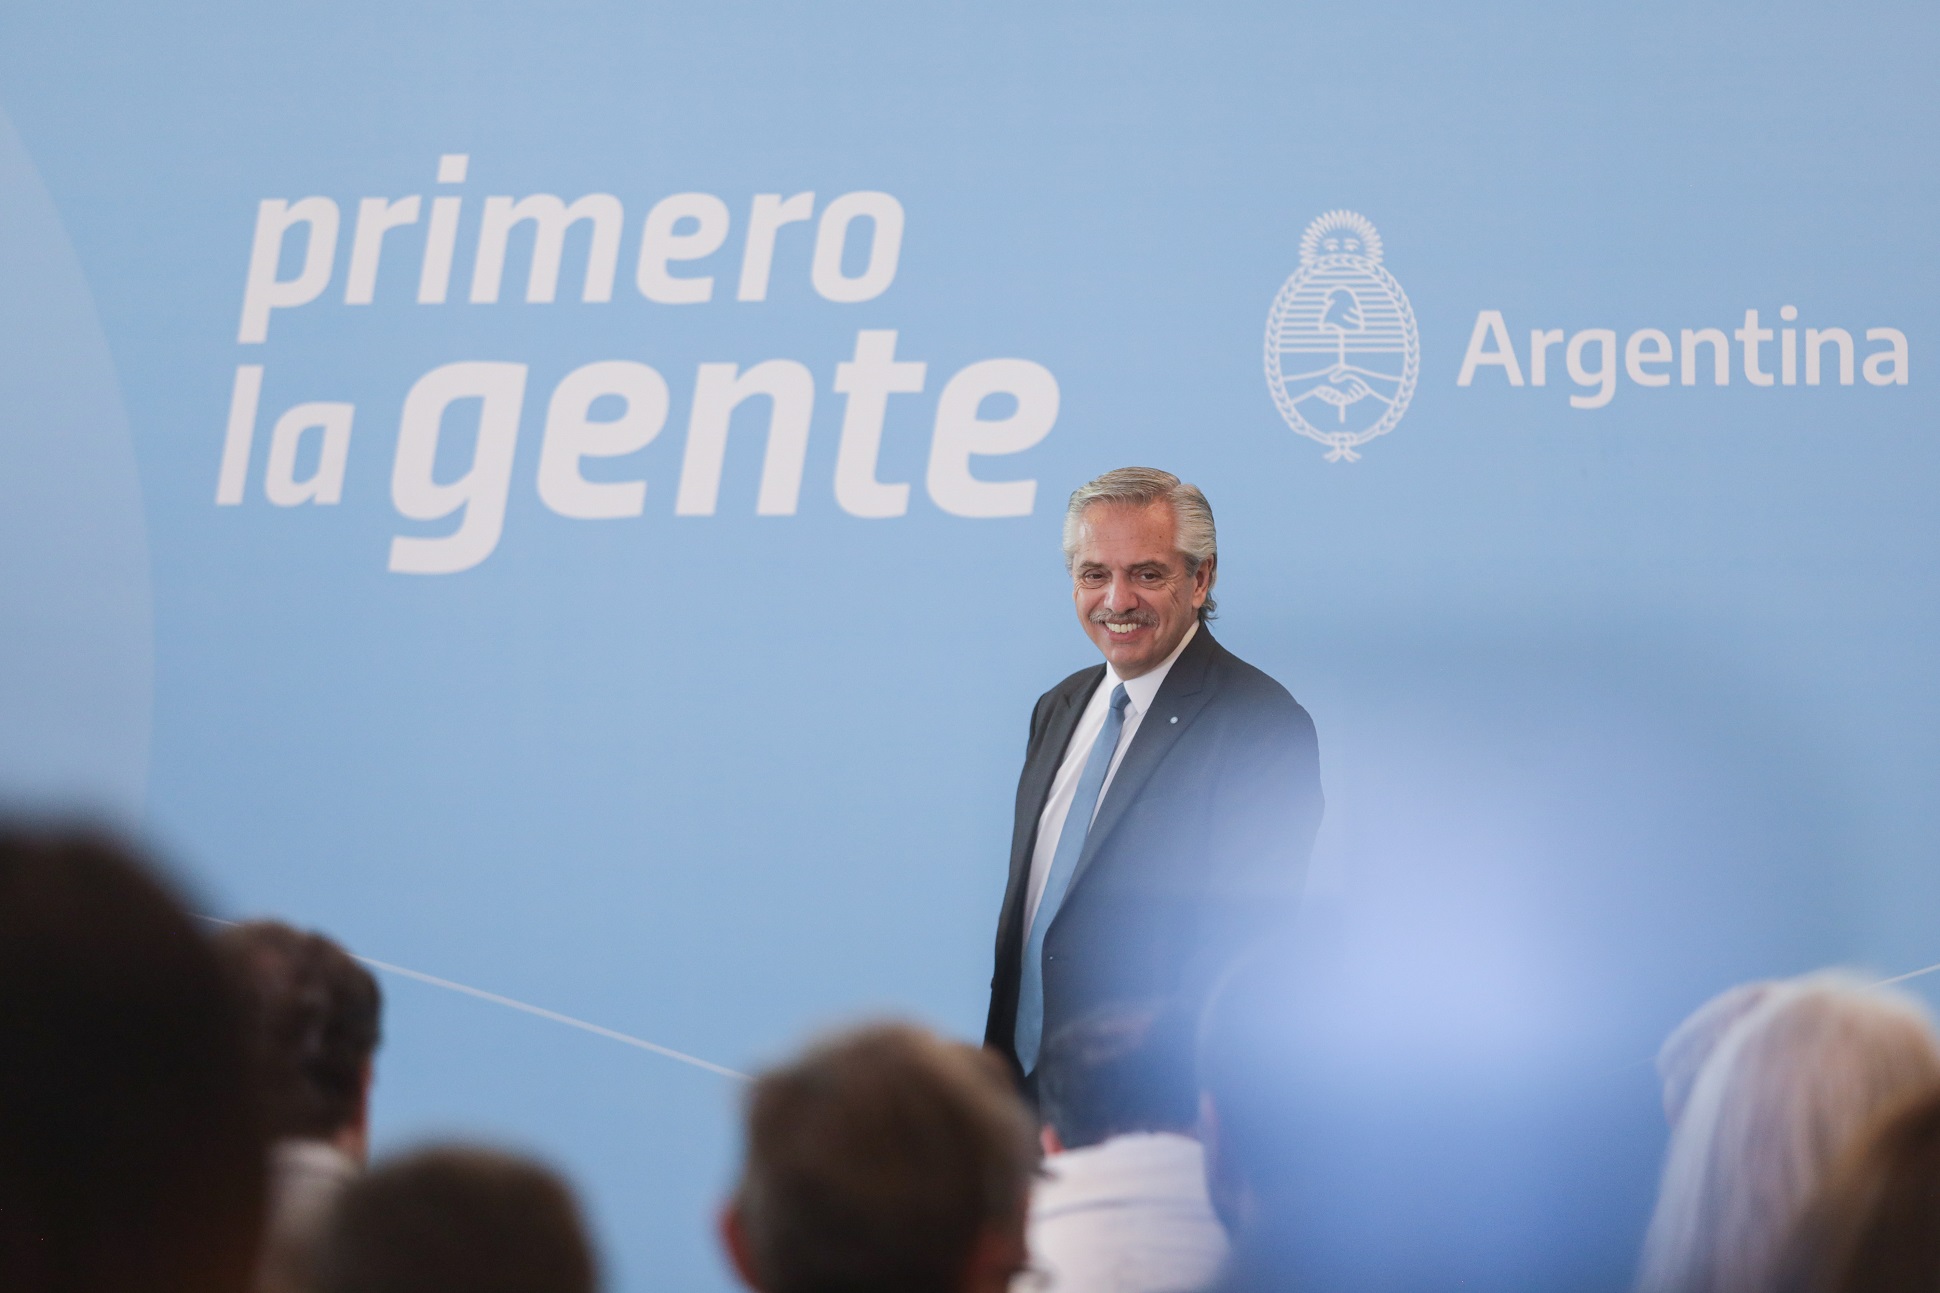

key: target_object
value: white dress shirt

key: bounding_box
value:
[1024,622,1199,934]
[1022,1131,1229,1293]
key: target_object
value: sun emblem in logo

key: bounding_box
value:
[1264,211,1420,462]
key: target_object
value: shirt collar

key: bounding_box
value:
[1111,619,1198,718]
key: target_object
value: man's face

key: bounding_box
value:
[1069,501,1210,680]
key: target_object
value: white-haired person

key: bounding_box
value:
[1654,980,1779,1129]
[1637,972,1940,1293]
[983,467,1324,1096]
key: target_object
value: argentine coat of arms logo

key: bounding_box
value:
[1264,211,1419,461]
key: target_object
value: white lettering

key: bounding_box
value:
[238,198,339,343]
[926,360,1058,517]
[811,192,904,303]
[1462,312,1905,406]
[1529,329,1563,386]
[737,192,815,302]
[418,196,463,303]
[536,361,669,518]
[216,364,264,504]
[833,330,925,517]
[345,197,421,304]
[472,194,624,304]
[676,361,815,516]
[1736,308,1775,387]
[265,402,353,505]
[1681,329,1730,386]
[1567,329,1617,409]
[1865,328,1909,385]
[636,193,731,304]
[1456,311,1524,386]
[1625,329,1672,387]
[1807,327,1855,385]
[389,362,527,574]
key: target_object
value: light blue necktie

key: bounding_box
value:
[1015,682,1130,1073]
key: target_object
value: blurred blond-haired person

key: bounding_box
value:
[1637,973,1940,1293]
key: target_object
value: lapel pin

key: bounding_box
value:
[1169,716,1178,723]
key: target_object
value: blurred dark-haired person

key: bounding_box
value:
[1030,1001,1226,1293]
[309,1145,596,1293]
[216,920,382,1293]
[1638,973,1940,1293]
[0,827,267,1293]
[1786,1082,1940,1293]
[1193,944,1430,1293]
[721,1022,1037,1293]
[1193,949,1319,1293]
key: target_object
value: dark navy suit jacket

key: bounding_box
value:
[983,625,1323,1078]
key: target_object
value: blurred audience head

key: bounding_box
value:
[1638,973,1940,1293]
[0,825,266,1293]
[1196,946,1321,1264]
[722,1022,1037,1293]
[1785,1082,1940,1293]
[216,920,381,1154]
[1031,998,1228,1293]
[309,1145,597,1293]
[216,920,381,1293]
[1038,998,1197,1153]
[1656,979,1778,1128]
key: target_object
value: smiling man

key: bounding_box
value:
[985,467,1324,1089]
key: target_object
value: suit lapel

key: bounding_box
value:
[1067,628,1220,897]
[1006,667,1102,894]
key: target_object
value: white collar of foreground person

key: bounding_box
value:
[1025,1130,1228,1293]
[269,1137,360,1223]
[1033,1128,1215,1214]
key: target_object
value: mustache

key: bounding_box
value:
[1089,608,1159,628]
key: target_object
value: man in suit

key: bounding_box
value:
[985,467,1323,1087]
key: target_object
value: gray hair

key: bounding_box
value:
[1061,467,1218,621]
[1655,980,1779,1129]
[1636,973,1940,1293]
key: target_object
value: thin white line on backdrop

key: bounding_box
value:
[195,914,1940,1082]
[1608,959,1940,1074]
[197,916,748,1081]
[1876,960,1940,988]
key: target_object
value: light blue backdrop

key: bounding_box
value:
[2,3,1935,1288]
